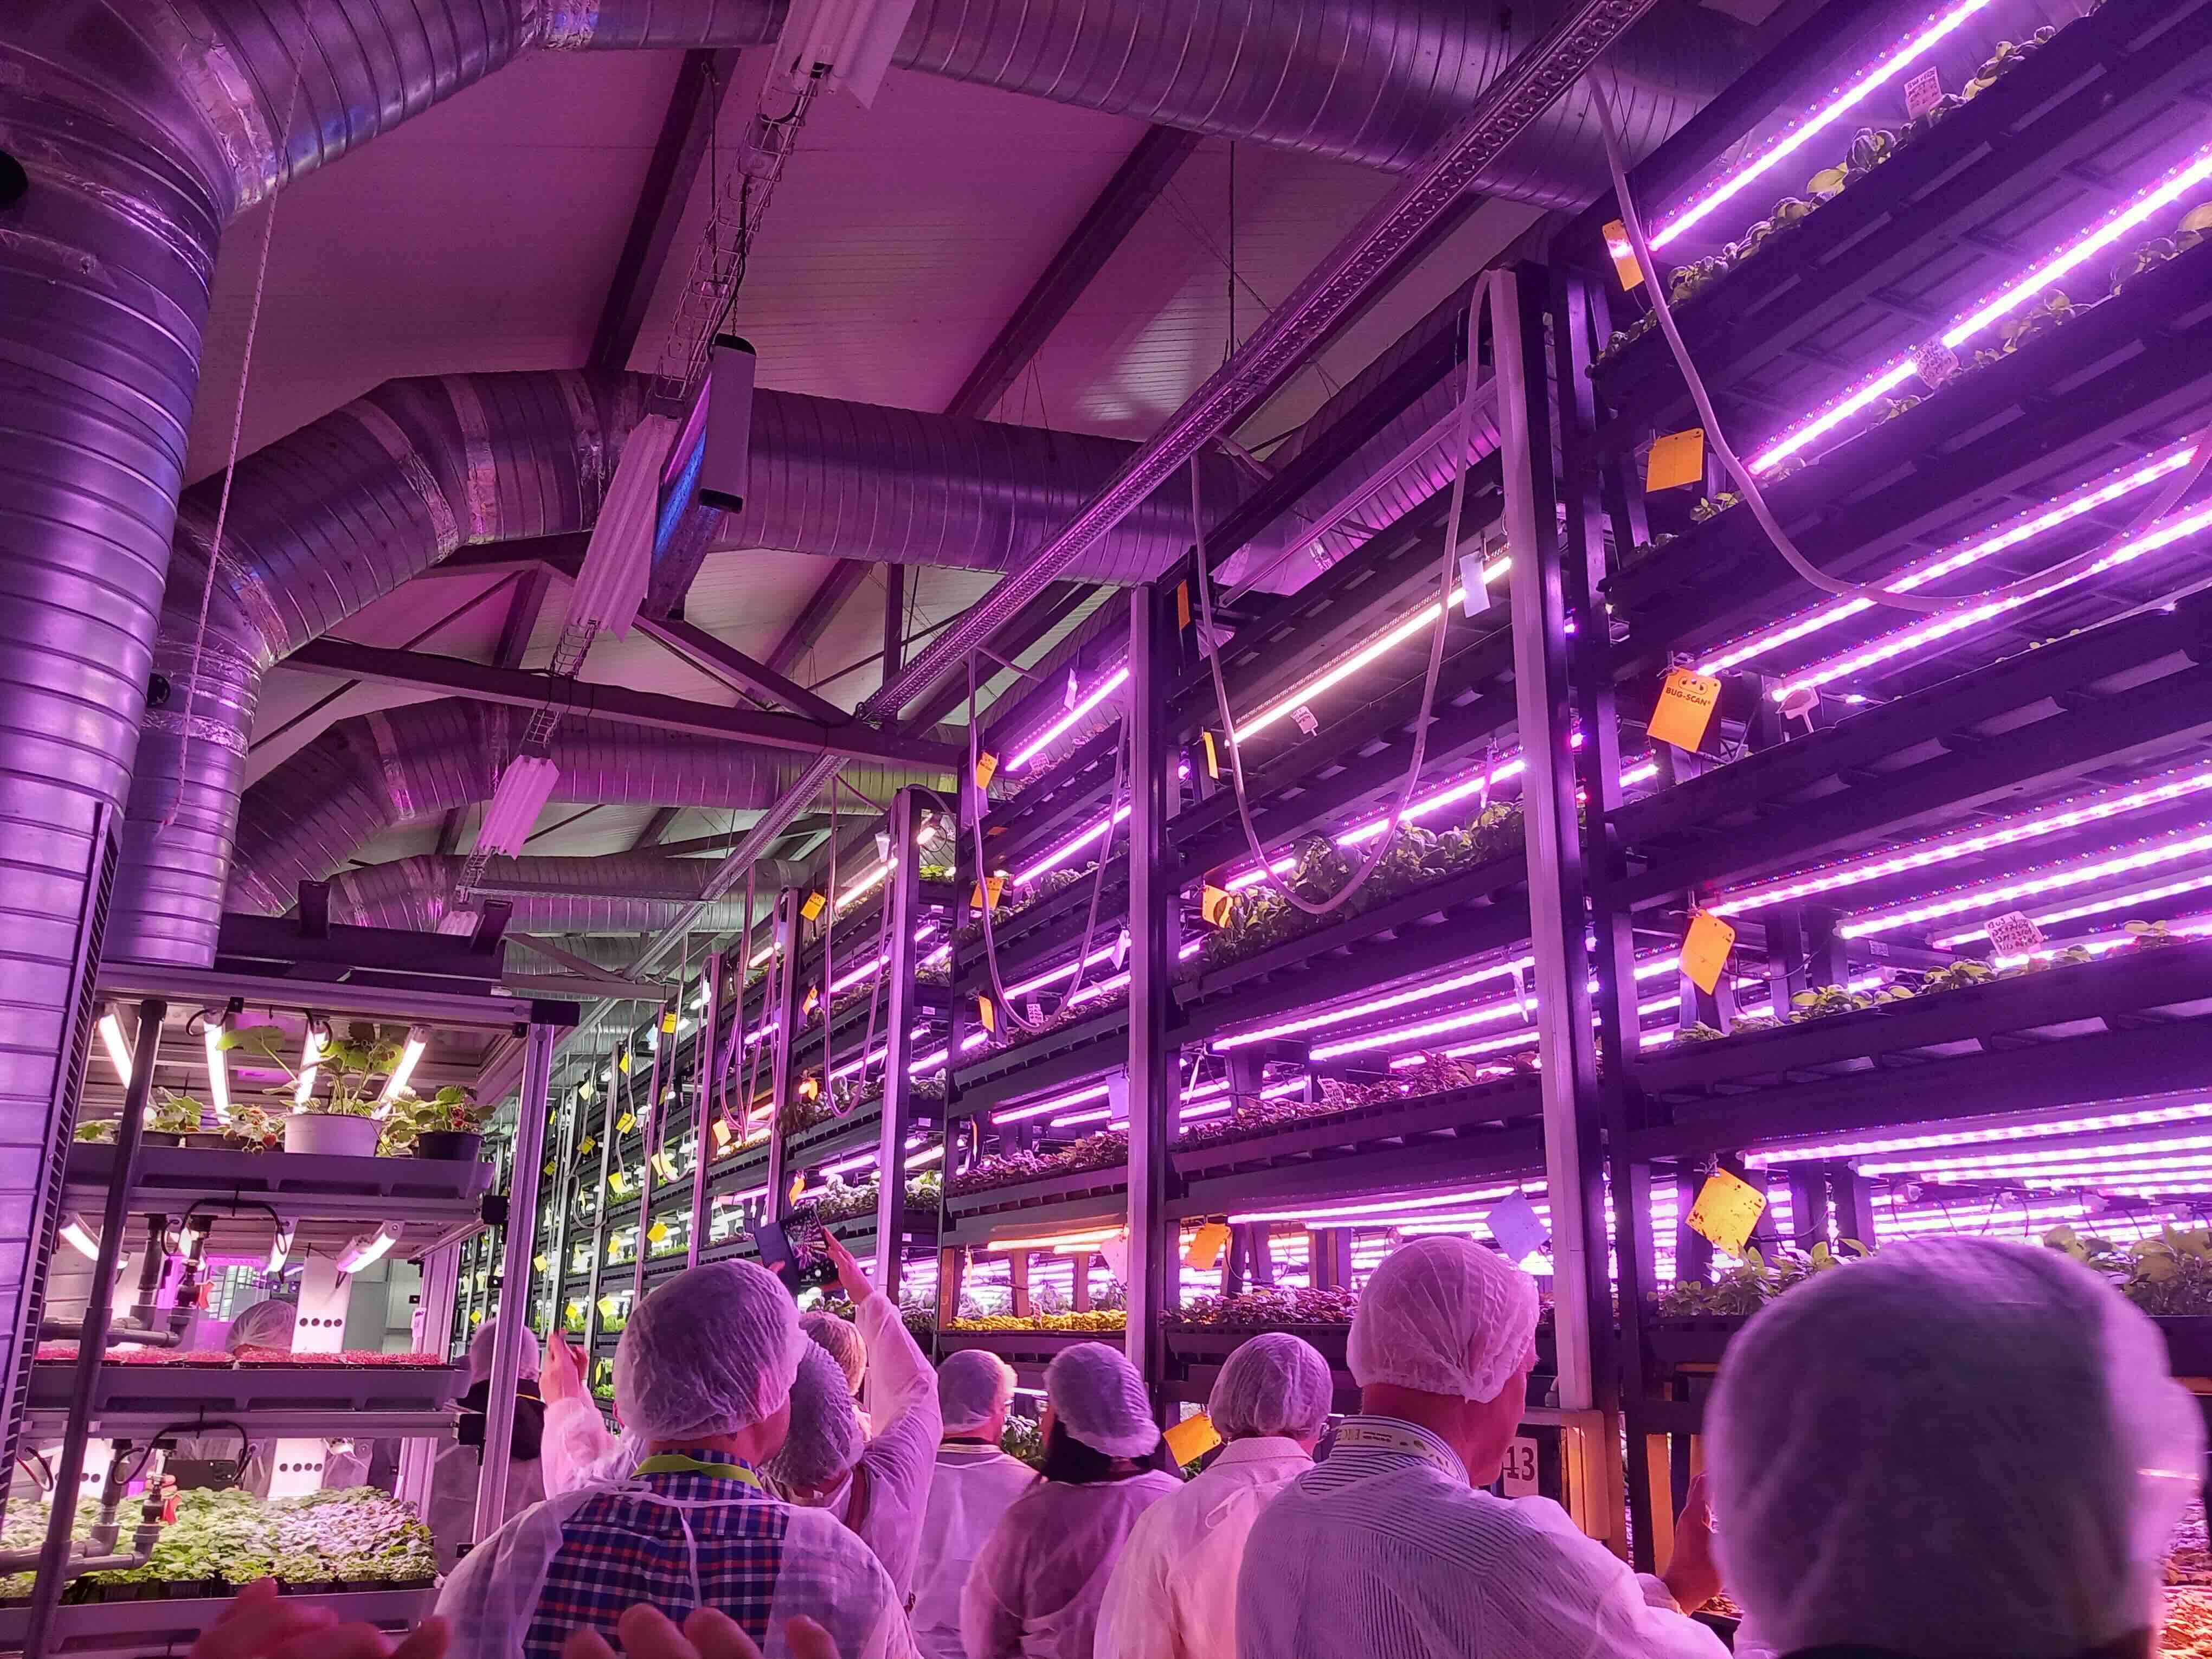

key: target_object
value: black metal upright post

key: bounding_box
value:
[687,952,724,1263]
[874,789,927,1298]
[1124,583,1177,1393]
[583,1045,626,1338]
[763,891,803,1220]
[545,1073,583,1335]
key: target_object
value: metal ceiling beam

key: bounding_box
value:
[906,579,1095,731]
[591,49,743,373]
[285,639,962,769]
[749,133,1192,691]
[763,558,872,677]
[636,614,853,726]
[628,805,684,852]
[944,125,1203,420]
[426,535,588,581]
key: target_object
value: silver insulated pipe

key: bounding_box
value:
[329,854,805,934]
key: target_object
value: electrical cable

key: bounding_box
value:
[1588,77,2212,616]
[1191,273,1500,919]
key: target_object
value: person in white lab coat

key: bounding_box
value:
[434,1258,915,1659]
[761,1234,941,1600]
[1237,1237,1728,1659]
[1709,1237,2204,1659]
[910,1351,1033,1659]
[427,1318,548,1568]
[1095,1332,1332,1659]
[961,1343,1178,1659]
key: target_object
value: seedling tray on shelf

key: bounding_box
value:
[943,1162,1129,1248]
[952,1004,1131,1116]
[1163,1323,1351,1369]
[68,1143,493,1204]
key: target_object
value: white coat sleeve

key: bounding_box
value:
[960,1506,1028,1659]
[539,1393,625,1496]
[856,1290,941,1526]
[1501,1500,1732,1659]
[1091,1500,1179,1659]
[435,1489,599,1659]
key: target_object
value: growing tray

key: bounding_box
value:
[942,1160,1129,1248]
[27,1360,465,1418]
[951,1004,1132,1117]
[0,1587,435,1652]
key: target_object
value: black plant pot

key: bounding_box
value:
[415,1130,483,1161]
[184,1133,229,1149]
[140,1132,185,1148]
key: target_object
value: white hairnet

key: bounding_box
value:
[1711,1237,2204,1659]
[1347,1236,1539,1403]
[614,1260,807,1440]
[1208,1331,1334,1438]
[226,1298,297,1353]
[938,1349,1017,1436]
[1045,1341,1159,1458]
[762,1345,864,1491]
[466,1317,542,1386]
[801,1310,867,1396]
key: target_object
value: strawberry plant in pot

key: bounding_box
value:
[228,1021,412,1156]
[377,1086,485,1159]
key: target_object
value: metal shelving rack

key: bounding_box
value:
[14,954,569,1657]
[1555,0,2212,1568]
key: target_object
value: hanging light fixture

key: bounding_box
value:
[203,1011,232,1123]
[292,1018,329,1108]
[267,1220,297,1275]
[336,1222,404,1276]
[60,1214,99,1261]
[375,1025,430,1113]
[473,755,561,858]
[97,1007,132,1088]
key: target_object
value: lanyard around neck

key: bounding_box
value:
[634,1452,764,1488]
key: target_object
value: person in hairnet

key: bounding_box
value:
[1710,1236,2204,1659]
[1096,1332,1333,1659]
[434,1258,917,1659]
[760,1233,940,1599]
[799,1311,872,1437]
[427,1318,548,1568]
[1238,1237,1726,1659]
[910,1352,1033,1659]
[961,1342,1178,1659]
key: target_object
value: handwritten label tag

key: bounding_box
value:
[1113,928,1131,972]
[800,891,826,922]
[1904,65,1943,120]
[711,1118,732,1149]
[1501,1436,1540,1498]
[1602,219,1644,291]
[1065,668,1080,711]
[1292,705,1319,737]
[1097,1230,1130,1282]
[1682,911,1737,995]
[1186,1221,1232,1270]
[661,1011,678,1035]
[973,751,998,790]
[1649,667,1721,753]
[1646,428,1706,492]
[1985,910,2045,956]
[1458,549,1491,617]
[1200,885,1234,927]
[1687,1167,1767,1257]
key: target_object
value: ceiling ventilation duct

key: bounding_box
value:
[111,369,1269,968]
[227,698,936,919]
[328,854,806,934]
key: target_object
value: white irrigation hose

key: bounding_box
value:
[1588,78,2211,615]
[1192,272,1503,919]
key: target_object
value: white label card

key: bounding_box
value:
[1501,1436,1540,1498]
[1984,910,2045,956]
[1904,66,1943,120]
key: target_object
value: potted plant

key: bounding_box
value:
[380,1086,485,1160]
[140,1089,206,1147]
[228,1022,407,1156]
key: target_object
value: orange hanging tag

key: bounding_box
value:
[1645,429,1706,492]
[1164,1411,1223,1467]
[1681,911,1736,995]
[801,891,827,921]
[1176,582,1192,629]
[1186,1221,1231,1269]
[978,995,996,1034]
[1602,220,1644,291]
[1200,885,1234,927]
[973,751,998,790]
[1648,667,1721,753]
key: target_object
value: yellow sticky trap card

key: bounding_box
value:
[1200,885,1234,927]
[1648,667,1721,753]
[1186,1221,1231,1270]
[978,995,996,1034]
[973,751,999,790]
[1681,911,1737,995]
[1201,730,1220,780]
[1645,429,1706,492]
[801,891,826,922]
[1164,1411,1223,1468]
[1686,1168,1767,1258]
[1602,220,1644,290]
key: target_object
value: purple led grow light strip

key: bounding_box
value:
[1752,144,2212,473]
[1712,760,2212,919]
[1007,667,1130,771]
[1935,879,2212,949]
[1648,0,1997,252]
[1847,826,2212,938]
[1778,501,2212,696]
[1697,443,2203,676]
[1742,1100,2212,1166]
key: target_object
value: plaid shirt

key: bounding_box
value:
[523,1450,792,1659]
